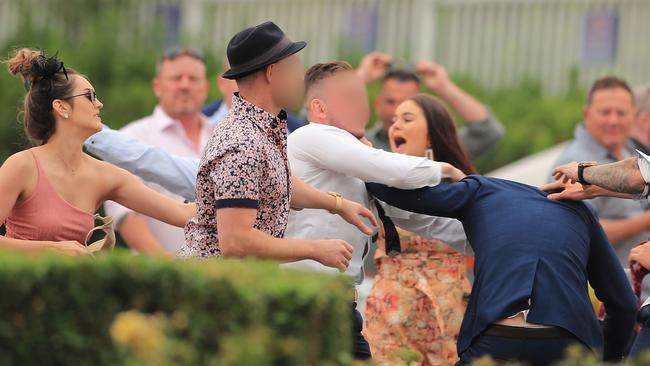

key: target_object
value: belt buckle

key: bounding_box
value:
[350,287,359,303]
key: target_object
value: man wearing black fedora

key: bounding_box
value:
[180,21,377,360]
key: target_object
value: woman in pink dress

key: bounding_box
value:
[0,48,195,255]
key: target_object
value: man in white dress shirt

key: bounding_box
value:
[283,61,468,359]
[104,48,211,255]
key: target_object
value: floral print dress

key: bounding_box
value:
[364,228,471,366]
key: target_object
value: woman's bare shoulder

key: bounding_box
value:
[84,154,135,193]
[1,149,38,177]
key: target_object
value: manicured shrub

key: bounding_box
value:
[0,251,353,365]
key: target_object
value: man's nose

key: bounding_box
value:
[606,113,622,125]
[178,77,192,89]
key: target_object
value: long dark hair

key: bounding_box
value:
[408,94,476,175]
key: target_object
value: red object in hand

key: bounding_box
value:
[599,242,648,327]
[631,260,649,300]
[629,241,650,333]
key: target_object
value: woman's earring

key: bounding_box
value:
[63,113,69,119]
[425,148,434,160]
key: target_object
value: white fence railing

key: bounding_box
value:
[2,0,648,93]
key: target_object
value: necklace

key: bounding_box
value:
[55,152,82,176]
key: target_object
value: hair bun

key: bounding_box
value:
[29,52,68,82]
[5,49,68,92]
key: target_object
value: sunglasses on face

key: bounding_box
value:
[62,90,98,104]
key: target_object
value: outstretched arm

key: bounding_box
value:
[551,159,646,195]
[545,159,650,245]
[415,60,504,160]
[85,128,199,201]
[540,180,636,201]
[106,164,196,228]
[365,177,478,220]
[290,176,377,236]
[587,220,638,361]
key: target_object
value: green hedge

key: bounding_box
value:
[468,345,650,366]
[0,251,353,365]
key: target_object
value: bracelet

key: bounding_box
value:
[327,192,343,214]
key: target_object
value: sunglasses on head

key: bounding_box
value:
[62,90,98,104]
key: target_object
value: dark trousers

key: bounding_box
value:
[456,327,584,366]
[352,303,372,360]
[630,325,650,356]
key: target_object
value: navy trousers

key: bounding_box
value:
[630,325,650,356]
[352,303,372,360]
[455,332,584,366]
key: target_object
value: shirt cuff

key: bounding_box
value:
[636,150,650,185]
[215,198,259,209]
[428,162,442,186]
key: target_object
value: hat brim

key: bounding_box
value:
[222,41,306,80]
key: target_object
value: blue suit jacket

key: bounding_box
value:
[202,99,306,133]
[366,175,637,361]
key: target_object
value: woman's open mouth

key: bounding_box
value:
[393,136,407,149]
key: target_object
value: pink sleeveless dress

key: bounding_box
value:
[5,150,95,244]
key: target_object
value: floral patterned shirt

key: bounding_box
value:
[179,93,292,258]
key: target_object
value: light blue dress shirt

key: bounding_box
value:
[85,128,199,201]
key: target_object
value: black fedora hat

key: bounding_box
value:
[222,21,306,80]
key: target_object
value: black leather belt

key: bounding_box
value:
[485,324,573,339]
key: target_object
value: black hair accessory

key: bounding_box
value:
[29,51,68,96]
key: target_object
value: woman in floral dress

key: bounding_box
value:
[365,94,475,365]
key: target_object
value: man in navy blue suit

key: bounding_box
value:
[366,175,638,365]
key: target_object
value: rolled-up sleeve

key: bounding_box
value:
[637,150,650,185]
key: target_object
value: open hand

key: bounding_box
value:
[415,60,452,93]
[539,180,597,201]
[551,162,580,184]
[357,51,392,84]
[337,199,378,236]
[440,162,466,182]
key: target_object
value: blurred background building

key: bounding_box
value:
[1,0,648,175]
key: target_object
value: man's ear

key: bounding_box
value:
[373,93,382,111]
[309,98,326,118]
[582,104,590,122]
[216,75,228,93]
[264,64,275,84]
[152,78,162,99]
[640,112,650,130]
